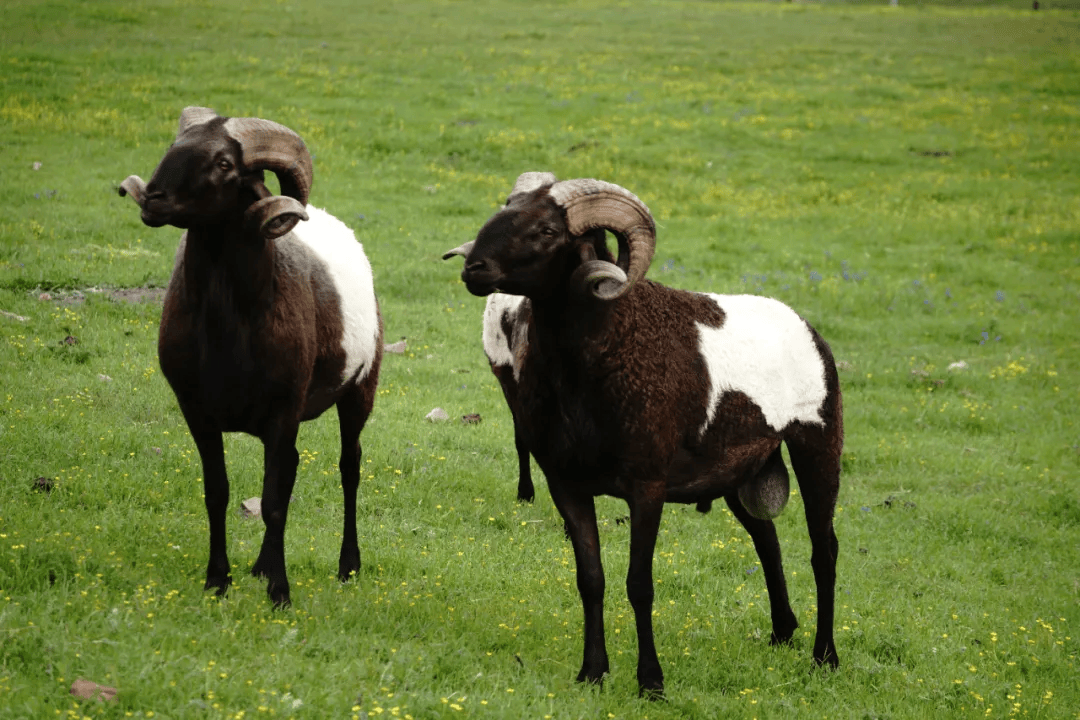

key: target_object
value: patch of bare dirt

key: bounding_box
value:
[105,287,167,304]
[36,287,167,305]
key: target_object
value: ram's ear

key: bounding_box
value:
[244,196,309,239]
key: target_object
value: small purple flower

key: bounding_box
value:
[809,271,822,282]
[995,290,1005,302]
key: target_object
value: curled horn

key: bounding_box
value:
[242,177,308,238]
[570,259,629,300]
[223,116,313,207]
[244,195,310,239]
[548,179,656,301]
[118,175,148,207]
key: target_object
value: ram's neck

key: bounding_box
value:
[178,220,276,317]
[528,291,628,366]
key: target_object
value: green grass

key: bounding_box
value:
[1,0,1078,718]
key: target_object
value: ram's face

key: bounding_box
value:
[141,127,247,229]
[461,192,574,299]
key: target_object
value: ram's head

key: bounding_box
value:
[445,172,656,302]
[119,107,312,239]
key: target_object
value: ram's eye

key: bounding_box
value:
[216,159,233,172]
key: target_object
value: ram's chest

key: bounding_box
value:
[160,297,315,434]
[516,358,631,494]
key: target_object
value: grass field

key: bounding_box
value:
[2,0,1079,718]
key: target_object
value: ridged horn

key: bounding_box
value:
[118,175,148,207]
[177,106,219,136]
[548,179,656,301]
[569,259,629,301]
[506,171,558,204]
[244,195,310,239]
[222,116,313,207]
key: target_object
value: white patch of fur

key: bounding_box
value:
[482,293,524,368]
[291,206,380,384]
[697,293,827,434]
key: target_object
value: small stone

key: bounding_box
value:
[32,476,54,493]
[63,335,78,345]
[425,407,450,422]
[70,679,117,702]
[947,361,969,372]
[461,413,482,425]
[241,497,262,517]
[384,338,407,354]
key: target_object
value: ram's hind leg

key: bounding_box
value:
[336,378,375,582]
[787,438,841,668]
[724,491,799,645]
[511,412,535,503]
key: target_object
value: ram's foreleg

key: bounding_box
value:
[549,482,609,685]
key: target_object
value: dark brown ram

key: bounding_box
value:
[445,174,843,697]
[120,107,382,606]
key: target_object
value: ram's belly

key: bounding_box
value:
[663,435,781,505]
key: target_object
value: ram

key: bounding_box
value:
[445,174,843,696]
[120,107,383,607]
